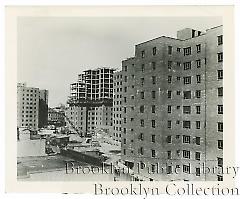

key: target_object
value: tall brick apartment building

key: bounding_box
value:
[121,26,223,181]
[66,68,114,136]
[17,83,49,130]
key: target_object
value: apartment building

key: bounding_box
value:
[17,83,49,130]
[120,26,223,181]
[48,106,66,126]
[66,67,114,136]
[112,71,123,142]
[39,89,49,128]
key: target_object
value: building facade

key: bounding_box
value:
[17,83,49,130]
[48,106,66,127]
[112,71,123,142]
[66,67,115,136]
[120,26,223,181]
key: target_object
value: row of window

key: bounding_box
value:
[138,104,222,115]
[21,123,36,127]
[22,93,38,97]
[21,98,38,101]
[21,106,37,110]
[122,88,222,104]
[21,89,38,93]
[134,120,223,132]
[168,72,223,84]
[123,52,222,75]
[121,122,219,133]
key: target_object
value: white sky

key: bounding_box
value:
[17,17,222,107]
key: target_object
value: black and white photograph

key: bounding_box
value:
[4,5,237,196]
[16,15,224,182]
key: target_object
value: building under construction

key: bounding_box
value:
[65,67,115,136]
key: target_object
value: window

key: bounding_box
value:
[183,150,190,159]
[168,76,172,83]
[183,135,190,144]
[196,90,201,98]
[140,105,144,113]
[139,147,144,155]
[177,48,181,52]
[153,47,157,55]
[152,120,156,128]
[124,66,128,72]
[152,76,156,84]
[166,136,172,143]
[168,61,172,69]
[218,70,223,80]
[218,87,223,97]
[140,78,144,86]
[140,92,144,99]
[183,106,191,114]
[196,168,201,176]
[196,106,201,114]
[139,133,144,141]
[196,44,201,53]
[183,165,190,173]
[196,121,201,129]
[152,62,156,70]
[168,46,173,55]
[167,120,172,129]
[195,152,201,160]
[183,62,191,70]
[183,76,191,84]
[218,140,223,149]
[176,90,181,95]
[183,91,191,99]
[196,75,201,83]
[167,151,172,160]
[183,47,191,56]
[177,62,181,67]
[124,87,127,92]
[218,35,223,45]
[195,137,200,145]
[167,91,172,99]
[218,122,223,132]
[141,64,145,72]
[218,52,223,62]
[183,121,191,129]
[123,149,126,155]
[218,157,223,167]
[168,105,172,113]
[152,135,156,143]
[151,150,156,158]
[218,105,223,114]
[152,91,156,99]
[196,59,201,68]
[151,164,156,173]
[123,139,126,144]
[141,50,145,58]
[152,105,156,113]
[140,119,145,127]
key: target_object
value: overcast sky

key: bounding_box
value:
[17,17,222,107]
